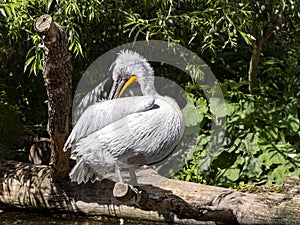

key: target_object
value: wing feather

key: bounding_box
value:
[73,77,112,123]
[64,95,155,151]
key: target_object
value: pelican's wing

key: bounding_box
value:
[73,77,113,123]
[64,95,155,151]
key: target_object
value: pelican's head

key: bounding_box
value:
[108,50,156,99]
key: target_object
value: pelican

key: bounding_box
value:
[63,50,185,185]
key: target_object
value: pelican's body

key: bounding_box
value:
[64,50,185,184]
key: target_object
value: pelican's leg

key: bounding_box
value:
[129,167,138,186]
[115,164,124,184]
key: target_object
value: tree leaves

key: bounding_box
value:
[177,79,300,187]
[182,93,207,127]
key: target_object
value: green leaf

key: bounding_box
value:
[188,32,197,45]
[197,134,210,147]
[209,97,226,117]
[259,150,285,170]
[225,102,238,116]
[263,126,278,140]
[223,168,240,182]
[239,31,255,45]
[242,157,263,178]
[46,0,53,13]
[4,5,12,18]
[235,155,245,165]
[268,165,291,185]
[196,97,208,114]
[182,94,202,127]
[0,8,7,20]
[287,114,299,133]
[23,56,35,74]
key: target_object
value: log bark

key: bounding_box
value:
[0,161,299,225]
[34,15,72,180]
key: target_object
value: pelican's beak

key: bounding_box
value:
[108,75,138,100]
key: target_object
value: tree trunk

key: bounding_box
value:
[34,15,72,180]
[248,1,285,93]
[248,40,263,94]
[0,161,299,225]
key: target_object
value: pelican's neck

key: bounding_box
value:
[139,71,159,96]
[142,86,158,96]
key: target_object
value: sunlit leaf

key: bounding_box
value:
[223,168,240,182]
[46,0,53,13]
[209,97,226,118]
[182,94,202,127]
[4,5,11,18]
[23,56,35,74]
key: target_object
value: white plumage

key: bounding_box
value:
[64,50,185,185]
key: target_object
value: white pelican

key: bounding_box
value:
[64,50,185,185]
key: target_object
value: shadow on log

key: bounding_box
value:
[0,161,299,225]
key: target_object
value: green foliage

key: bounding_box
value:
[175,39,300,187]
[123,0,254,51]
[175,76,300,187]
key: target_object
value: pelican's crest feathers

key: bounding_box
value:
[110,50,154,77]
[116,49,147,64]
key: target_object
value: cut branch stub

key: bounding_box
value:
[34,14,58,44]
[113,183,148,206]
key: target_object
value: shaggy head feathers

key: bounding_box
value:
[110,50,154,81]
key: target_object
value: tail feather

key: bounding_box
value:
[69,158,99,184]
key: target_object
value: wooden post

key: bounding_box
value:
[34,14,72,181]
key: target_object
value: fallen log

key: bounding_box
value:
[0,161,299,225]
